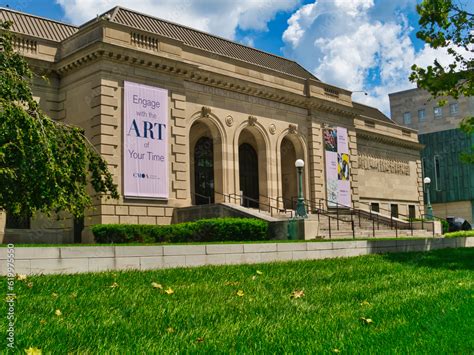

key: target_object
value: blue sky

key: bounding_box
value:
[1,0,466,116]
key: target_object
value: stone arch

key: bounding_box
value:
[276,130,309,210]
[188,113,226,204]
[233,120,271,209]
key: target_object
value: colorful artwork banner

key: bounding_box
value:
[123,81,169,199]
[324,126,351,208]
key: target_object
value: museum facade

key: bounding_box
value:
[0,6,425,242]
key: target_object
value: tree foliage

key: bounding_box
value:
[0,21,118,218]
[410,0,473,100]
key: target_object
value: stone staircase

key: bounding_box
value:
[174,202,435,239]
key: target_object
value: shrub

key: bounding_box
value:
[91,218,269,244]
[443,230,474,238]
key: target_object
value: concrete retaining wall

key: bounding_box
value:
[1,237,473,275]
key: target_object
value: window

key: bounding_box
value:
[434,106,443,118]
[421,158,426,180]
[391,204,399,219]
[449,103,459,115]
[434,155,441,191]
[418,109,426,122]
[371,203,379,213]
[403,112,412,124]
[409,205,416,220]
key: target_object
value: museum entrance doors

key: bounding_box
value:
[194,137,214,204]
[239,143,259,208]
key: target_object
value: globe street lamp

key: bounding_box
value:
[424,177,433,220]
[295,159,307,218]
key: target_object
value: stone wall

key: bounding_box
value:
[1,238,472,275]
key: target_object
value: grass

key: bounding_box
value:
[2,248,473,353]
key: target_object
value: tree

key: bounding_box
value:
[0,21,118,219]
[410,0,473,99]
[410,0,473,160]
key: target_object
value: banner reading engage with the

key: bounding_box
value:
[124,81,169,199]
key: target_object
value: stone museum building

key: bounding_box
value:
[0,6,426,242]
[390,88,474,223]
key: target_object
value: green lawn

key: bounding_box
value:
[3,248,473,353]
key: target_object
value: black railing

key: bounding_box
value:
[191,191,211,205]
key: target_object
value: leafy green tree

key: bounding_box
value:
[410,0,473,100]
[0,21,118,219]
[410,0,473,161]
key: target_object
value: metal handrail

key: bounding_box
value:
[191,191,211,205]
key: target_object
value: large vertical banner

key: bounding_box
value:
[323,126,351,207]
[124,81,169,199]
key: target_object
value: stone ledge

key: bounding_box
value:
[0,237,472,275]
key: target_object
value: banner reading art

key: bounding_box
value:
[323,126,351,208]
[124,81,168,199]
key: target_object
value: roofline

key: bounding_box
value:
[0,6,78,29]
[94,5,317,79]
[388,86,420,96]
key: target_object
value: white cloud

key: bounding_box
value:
[282,0,463,117]
[56,0,300,40]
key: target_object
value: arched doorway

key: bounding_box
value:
[239,143,259,207]
[194,137,214,204]
[281,137,297,209]
[189,119,223,205]
[279,134,306,210]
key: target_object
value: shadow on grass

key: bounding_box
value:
[381,247,474,271]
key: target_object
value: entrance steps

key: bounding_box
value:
[173,202,435,239]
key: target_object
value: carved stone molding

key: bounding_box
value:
[248,115,257,126]
[201,106,211,118]
[288,124,297,134]
[269,124,276,135]
[225,115,234,127]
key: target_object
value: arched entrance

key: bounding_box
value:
[239,143,259,207]
[279,134,306,210]
[281,137,297,209]
[194,137,214,204]
[189,119,223,205]
[237,126,268,209]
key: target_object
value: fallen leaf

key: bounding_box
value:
[360,317,374,325]
[16,274,27,281]
[151,282,163,289]
[360,300,371,306]
[51,293,58,298]
[256,270,263,275]
[236,290,245,297]
[39,319,47,325]
[26,282,33,289]
[251,275,257,281]
[332,349,341,353]
[196,337,205,343]
[166,327,175,333]
[24,347,42,355]
[55,309,62,317]
[291,290,305,299]
[109,282,119,288]
[165,287,174,295]
[224,281,240,286]
[70,292,77,298]
[458,282,464,286]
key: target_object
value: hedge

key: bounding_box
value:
[91,218,269,244]
[443,230,474,238]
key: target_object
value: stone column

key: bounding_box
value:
[348,129,360,209]
[307,117,325,210]
[170,92,189,204]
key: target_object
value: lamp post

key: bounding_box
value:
[424,177,433,220]
[295,159,307,218]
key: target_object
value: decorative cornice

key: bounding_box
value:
[356,128,424,151]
